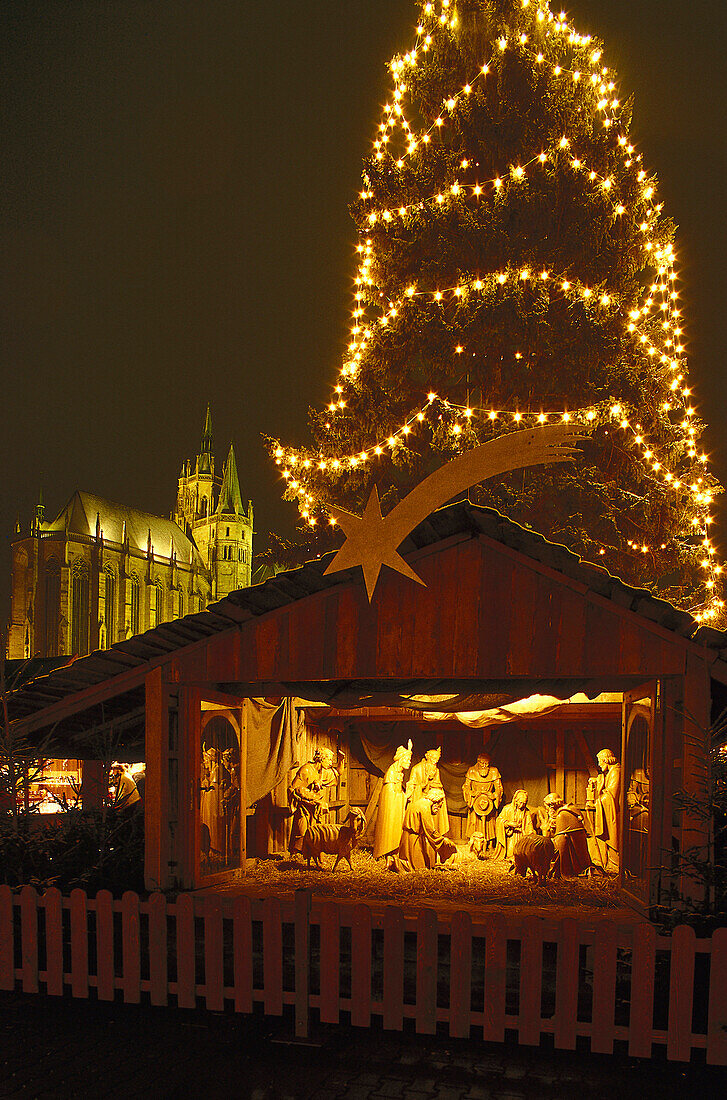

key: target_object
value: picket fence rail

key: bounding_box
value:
[1,884,725,1064]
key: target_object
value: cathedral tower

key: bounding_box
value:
[174,407,253,599]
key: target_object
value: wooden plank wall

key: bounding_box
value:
[232,536,687,684]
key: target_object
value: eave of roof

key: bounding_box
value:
[7,501,727,724]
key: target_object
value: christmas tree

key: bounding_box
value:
[267,0,722,620]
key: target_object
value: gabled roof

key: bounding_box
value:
[8,501,727,726]
[42,490,201,564]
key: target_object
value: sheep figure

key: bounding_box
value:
[301,808,366,871]
[511,834,556,886]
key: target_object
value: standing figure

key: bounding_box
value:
[462,752,504,847]
[494,789,535,860]
[588,748,621,873]
[288,748,338,856]
[392,789,458,873]
[408,747,449,836]
[373,741,413,860]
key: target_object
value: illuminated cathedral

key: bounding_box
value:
[6,408,253,659]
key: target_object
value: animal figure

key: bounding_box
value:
[301,808,366,870]
[511,834,556,886]
[468,832,487,860]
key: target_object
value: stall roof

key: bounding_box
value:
[7,501,727,725]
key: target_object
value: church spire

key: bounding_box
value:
[218,442,244,515]
[197,404,213,475]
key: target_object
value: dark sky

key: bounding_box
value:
[2,0,726,619]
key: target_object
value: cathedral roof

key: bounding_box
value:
[43,490,201,563]
[217,443,244,515]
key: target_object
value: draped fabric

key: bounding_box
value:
[245,698,306,808]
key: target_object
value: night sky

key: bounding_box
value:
[2,0,726,618]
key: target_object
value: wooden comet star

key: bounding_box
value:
[324,423,587,600]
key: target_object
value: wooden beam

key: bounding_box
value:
[10,626,239,738]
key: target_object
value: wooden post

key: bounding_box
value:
[144,666,169,891]
[240,699,248,874]
[178,686,201,890]
[679,655,711,907]
[80,760,106,811]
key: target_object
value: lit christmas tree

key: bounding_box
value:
[267,0,723,620]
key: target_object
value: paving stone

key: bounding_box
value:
[433,1088,467,1100]
[374,1080,407,1097]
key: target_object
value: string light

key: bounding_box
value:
[270,0,721,620]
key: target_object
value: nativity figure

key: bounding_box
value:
[373,740,413,860]
[391,788,458,873]
[587,748,621,872]
[462,752,503,846]
[494,788,535,860]
[408,747,449,836]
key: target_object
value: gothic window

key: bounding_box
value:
[126,574,140,637]
[99,569,115,648]
[157,583,166,624]
[178,589,185,619]
[44,557,60,657]
[149,583,158,630]
[71,560,90,656]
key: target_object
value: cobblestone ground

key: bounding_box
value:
[0,991,721,1100]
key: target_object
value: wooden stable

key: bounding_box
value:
[7,503,727,908]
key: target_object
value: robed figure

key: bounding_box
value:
[408,747,449,836]
[288,748,338,856]
[373,742,413,860]
[550,800,593,877]
[494,789,535,860]
[589,749,621,873]
[462,753,503,845]
[393,789,457,873]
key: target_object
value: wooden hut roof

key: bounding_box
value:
[8,502,727,728]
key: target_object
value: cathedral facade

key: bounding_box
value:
[6,409,253,660]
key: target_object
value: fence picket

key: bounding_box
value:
[707,927,727,1065]
[482,914,507,1043]
[2,884,726,1067]
[591,922,617,1054]
[416,909,438,1035]
[95,890,115,1002]
[554,918,579,1050]
[294,890,311,1038]
[262,896,283,1016]
[69,889,89,999]
[0,886,13,991]
[233,895,253,1015]
[121,891,141,1003]
[148,893,168,1007]
[43,888,64,997]
[667,925,696,1062]
[629,922,656,1059]
[320,901,340,1025]
[383,907,404,1031]
[203,896,224,1012]
[175,894,196,1009]
[20,886,39,994]
[450,910,472,1039]
[519,920,543,1046]
[351,904,372,1029]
